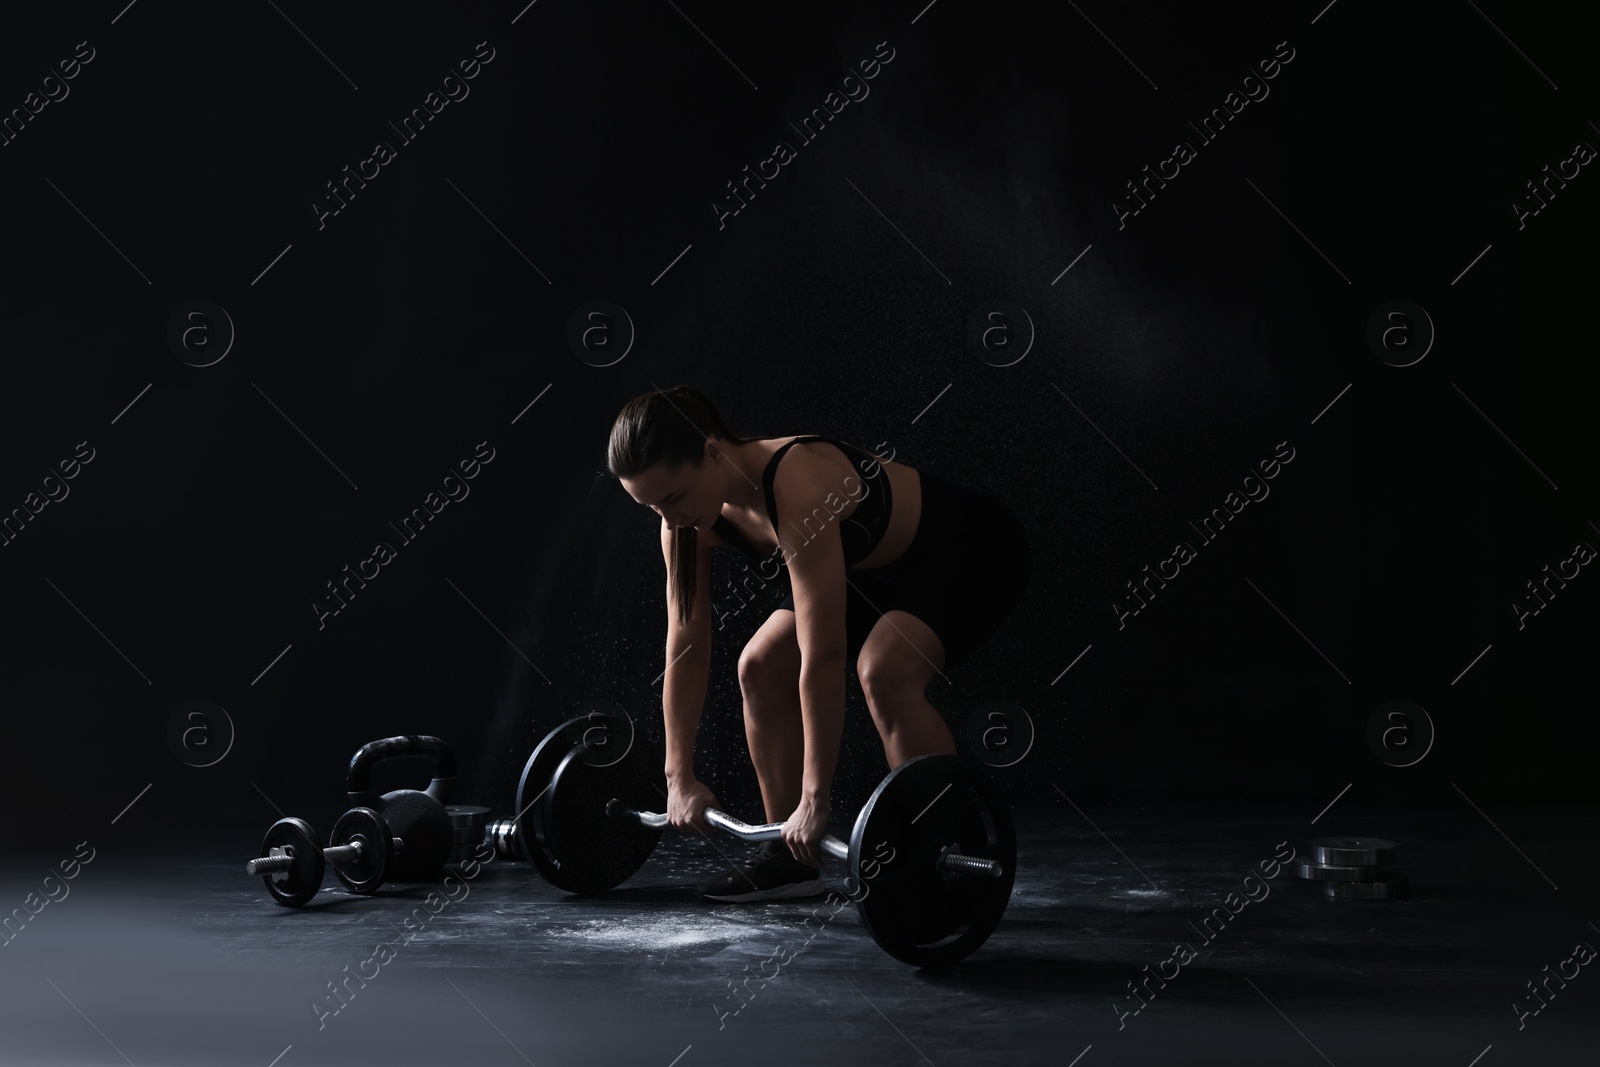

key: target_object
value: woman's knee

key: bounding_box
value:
[857,651,926,718]
[738,632,799,703]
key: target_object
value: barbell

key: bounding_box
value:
[487,711,1018,966]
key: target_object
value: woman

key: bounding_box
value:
[607,384,1031,901]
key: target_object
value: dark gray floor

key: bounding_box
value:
[4,805,1596,1066]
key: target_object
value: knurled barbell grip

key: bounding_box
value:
[605,799,1013,878]
[607,799,852,861]
[705,807,854,863]
[610,801,1004,876]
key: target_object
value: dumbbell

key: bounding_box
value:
[491,711,1018,966]
[246,807,403,907]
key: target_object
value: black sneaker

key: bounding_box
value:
[698,840,826,902]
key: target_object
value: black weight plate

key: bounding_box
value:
[446,804,491,829]
[514,715,602,888]
[259,817,324,907]
[449,826,485,843]
[1320,872,1408,899]
[329,807,391,895]
[533,738,664,895]
[1311,837,1398,867]
[850,755,1016,967]
[1290,858,1385,882]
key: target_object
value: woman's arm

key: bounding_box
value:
[661,516,715,783]
[771,461,850,866]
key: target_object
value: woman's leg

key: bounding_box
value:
[739,608,806,823]
[855,610,956,768]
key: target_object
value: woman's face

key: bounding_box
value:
[622,455,718,530]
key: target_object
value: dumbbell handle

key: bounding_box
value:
[245,836,405,876]
[605,799,1003,876]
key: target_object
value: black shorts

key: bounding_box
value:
[775,468,1032,670]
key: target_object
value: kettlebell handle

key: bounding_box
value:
[346,735,457,808]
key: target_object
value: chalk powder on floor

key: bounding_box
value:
[551,916,770,950]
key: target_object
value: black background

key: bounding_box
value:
[1,0,1594,850]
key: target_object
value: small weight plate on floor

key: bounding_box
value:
[1291,858,1385,882]
[1311,837,1397,867]
[259,817,324,907]
[446,804,490,828]
[329,806,391,895]
[850,754,1016,967]
[446,842,477,865]
[1320,873,1407,899]
[534,731,664,895]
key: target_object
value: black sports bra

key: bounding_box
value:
[710,436,893,569]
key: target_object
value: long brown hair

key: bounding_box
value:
[607,385,757,624]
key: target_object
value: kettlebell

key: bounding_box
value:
[345,735,456,882]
